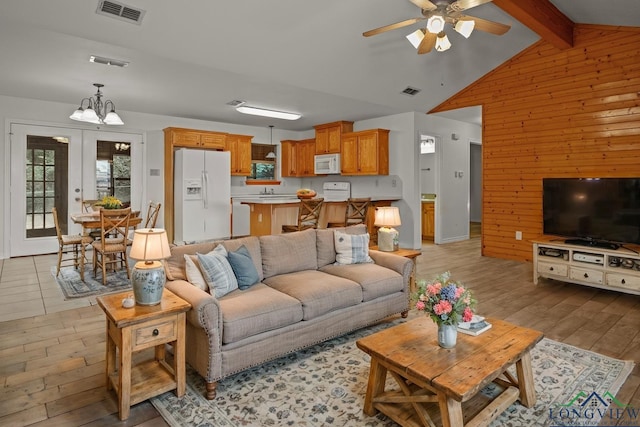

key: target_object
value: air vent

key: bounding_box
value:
[401,86,421,96]
[90,55,129,67]
[96,0,145,25]
[226,100,246,107]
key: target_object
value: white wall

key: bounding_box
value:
[1,95,481,258]
[0,95,306,258]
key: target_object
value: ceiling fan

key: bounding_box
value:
[363,0,511,54]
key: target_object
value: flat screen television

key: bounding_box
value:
[542,178,640,248]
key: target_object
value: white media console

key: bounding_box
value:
[533,237,640,295]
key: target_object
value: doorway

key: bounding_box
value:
[469,142,482,238]
[8,124,143,257]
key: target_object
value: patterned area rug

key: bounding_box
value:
[151,316,635,427]
[51,265,131,299]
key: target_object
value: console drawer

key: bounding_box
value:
[570,267,603,285]
[132,317,177,351]
[538,262,567,277]
[606,273,640,291]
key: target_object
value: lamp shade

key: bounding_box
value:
[130,228,171,261]
[374,207,401,227]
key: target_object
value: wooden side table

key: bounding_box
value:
[371,246,422,293]
[96,289,191,420]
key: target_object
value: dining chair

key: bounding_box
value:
[282,198,324,233]
[52,207,93,281]
[327,197,371,228]
[144,201,161,228]
[92,207,132,286]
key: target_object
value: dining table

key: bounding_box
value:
[70,211,142,282]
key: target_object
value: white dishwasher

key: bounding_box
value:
[231,200,251,237]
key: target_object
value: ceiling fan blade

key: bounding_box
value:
[363,17,425,37]
[450,0,493,12]
[408,0,437,11]
[464,15,511,35]
[418,32,437,54]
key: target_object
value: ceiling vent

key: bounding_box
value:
[226,100,246,107]
[401,86,421,96]
[96,0,145,25]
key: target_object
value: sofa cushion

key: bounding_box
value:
[222,236,264,282]
[260,229,318,279]
[197,245,238,298]
[320,263,404,302]
[316,224,367,267]
[184,254,208,291]
[263,270,363,320]
[165,241,219,281]
[334,230,373,265]
[227,245,260,290]
[219,283,303,344]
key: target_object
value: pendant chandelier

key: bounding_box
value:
[265,125,276,159]
[69,83,124,125]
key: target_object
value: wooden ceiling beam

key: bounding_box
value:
[492,0,574,49]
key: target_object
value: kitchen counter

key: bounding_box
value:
[234,195,401,205]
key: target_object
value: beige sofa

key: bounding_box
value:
[164,227,412,399]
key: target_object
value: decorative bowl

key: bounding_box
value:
[296,189,317,199]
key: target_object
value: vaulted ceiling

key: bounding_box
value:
[0,0,637,131]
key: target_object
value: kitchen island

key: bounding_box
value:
[236,196,401,241]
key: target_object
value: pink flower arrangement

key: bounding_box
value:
[412,271,476,326]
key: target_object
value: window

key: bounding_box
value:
[96,141,131,206]
[249,143,276,181]
[420,134,436,154]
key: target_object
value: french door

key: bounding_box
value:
[9,124,143,257]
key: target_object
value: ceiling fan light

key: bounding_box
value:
[426,15,445,34]
[435,32,451,52]
[236,105,301,121]
[406,29,425,49]
[454,19,475,38]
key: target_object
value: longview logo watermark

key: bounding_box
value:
[549,390,639,426]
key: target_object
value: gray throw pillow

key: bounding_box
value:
[227,245,260,290]
[196,245,238,298]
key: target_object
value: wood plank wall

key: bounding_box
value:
[430,24,640,262]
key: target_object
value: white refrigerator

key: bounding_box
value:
[174,149,231,243]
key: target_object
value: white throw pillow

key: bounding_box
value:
[196,245,238,298]
[334,230,373,265]
[183,254,208,292]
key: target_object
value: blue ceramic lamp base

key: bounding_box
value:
[131,261,166,305]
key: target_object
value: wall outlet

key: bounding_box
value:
[515,231,522,240]
[392,179,397,187]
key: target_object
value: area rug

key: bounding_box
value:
[151,317,635,427]
[51,265,131,299]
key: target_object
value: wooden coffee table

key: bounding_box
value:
[356,316,543,427]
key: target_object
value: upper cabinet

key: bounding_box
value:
[341,129,389,175]
[167,127,227,149]
[281,138,316,177]
[314,121,353,154]
[225,134,252,176]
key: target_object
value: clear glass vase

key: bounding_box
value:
[437,323,457,348]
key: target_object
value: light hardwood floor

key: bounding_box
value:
[0,238,638,426]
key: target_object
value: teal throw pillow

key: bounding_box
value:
[196,245,238,298]
[227,245,260,290]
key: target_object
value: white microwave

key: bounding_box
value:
[314,153,341,174]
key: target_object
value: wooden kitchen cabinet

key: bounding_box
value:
[280,138,316,177]
[166,127,227,149]
[341,129,389,175]
[314,121,353,154]
[226,134,252,176]
[422,201,435,240]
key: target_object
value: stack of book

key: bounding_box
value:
[458,315,492,336]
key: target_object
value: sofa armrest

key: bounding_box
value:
[369,250,413,291]
[165,280,223,347]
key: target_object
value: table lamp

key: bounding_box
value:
[129,228,171,305]
[374,207,401,252]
